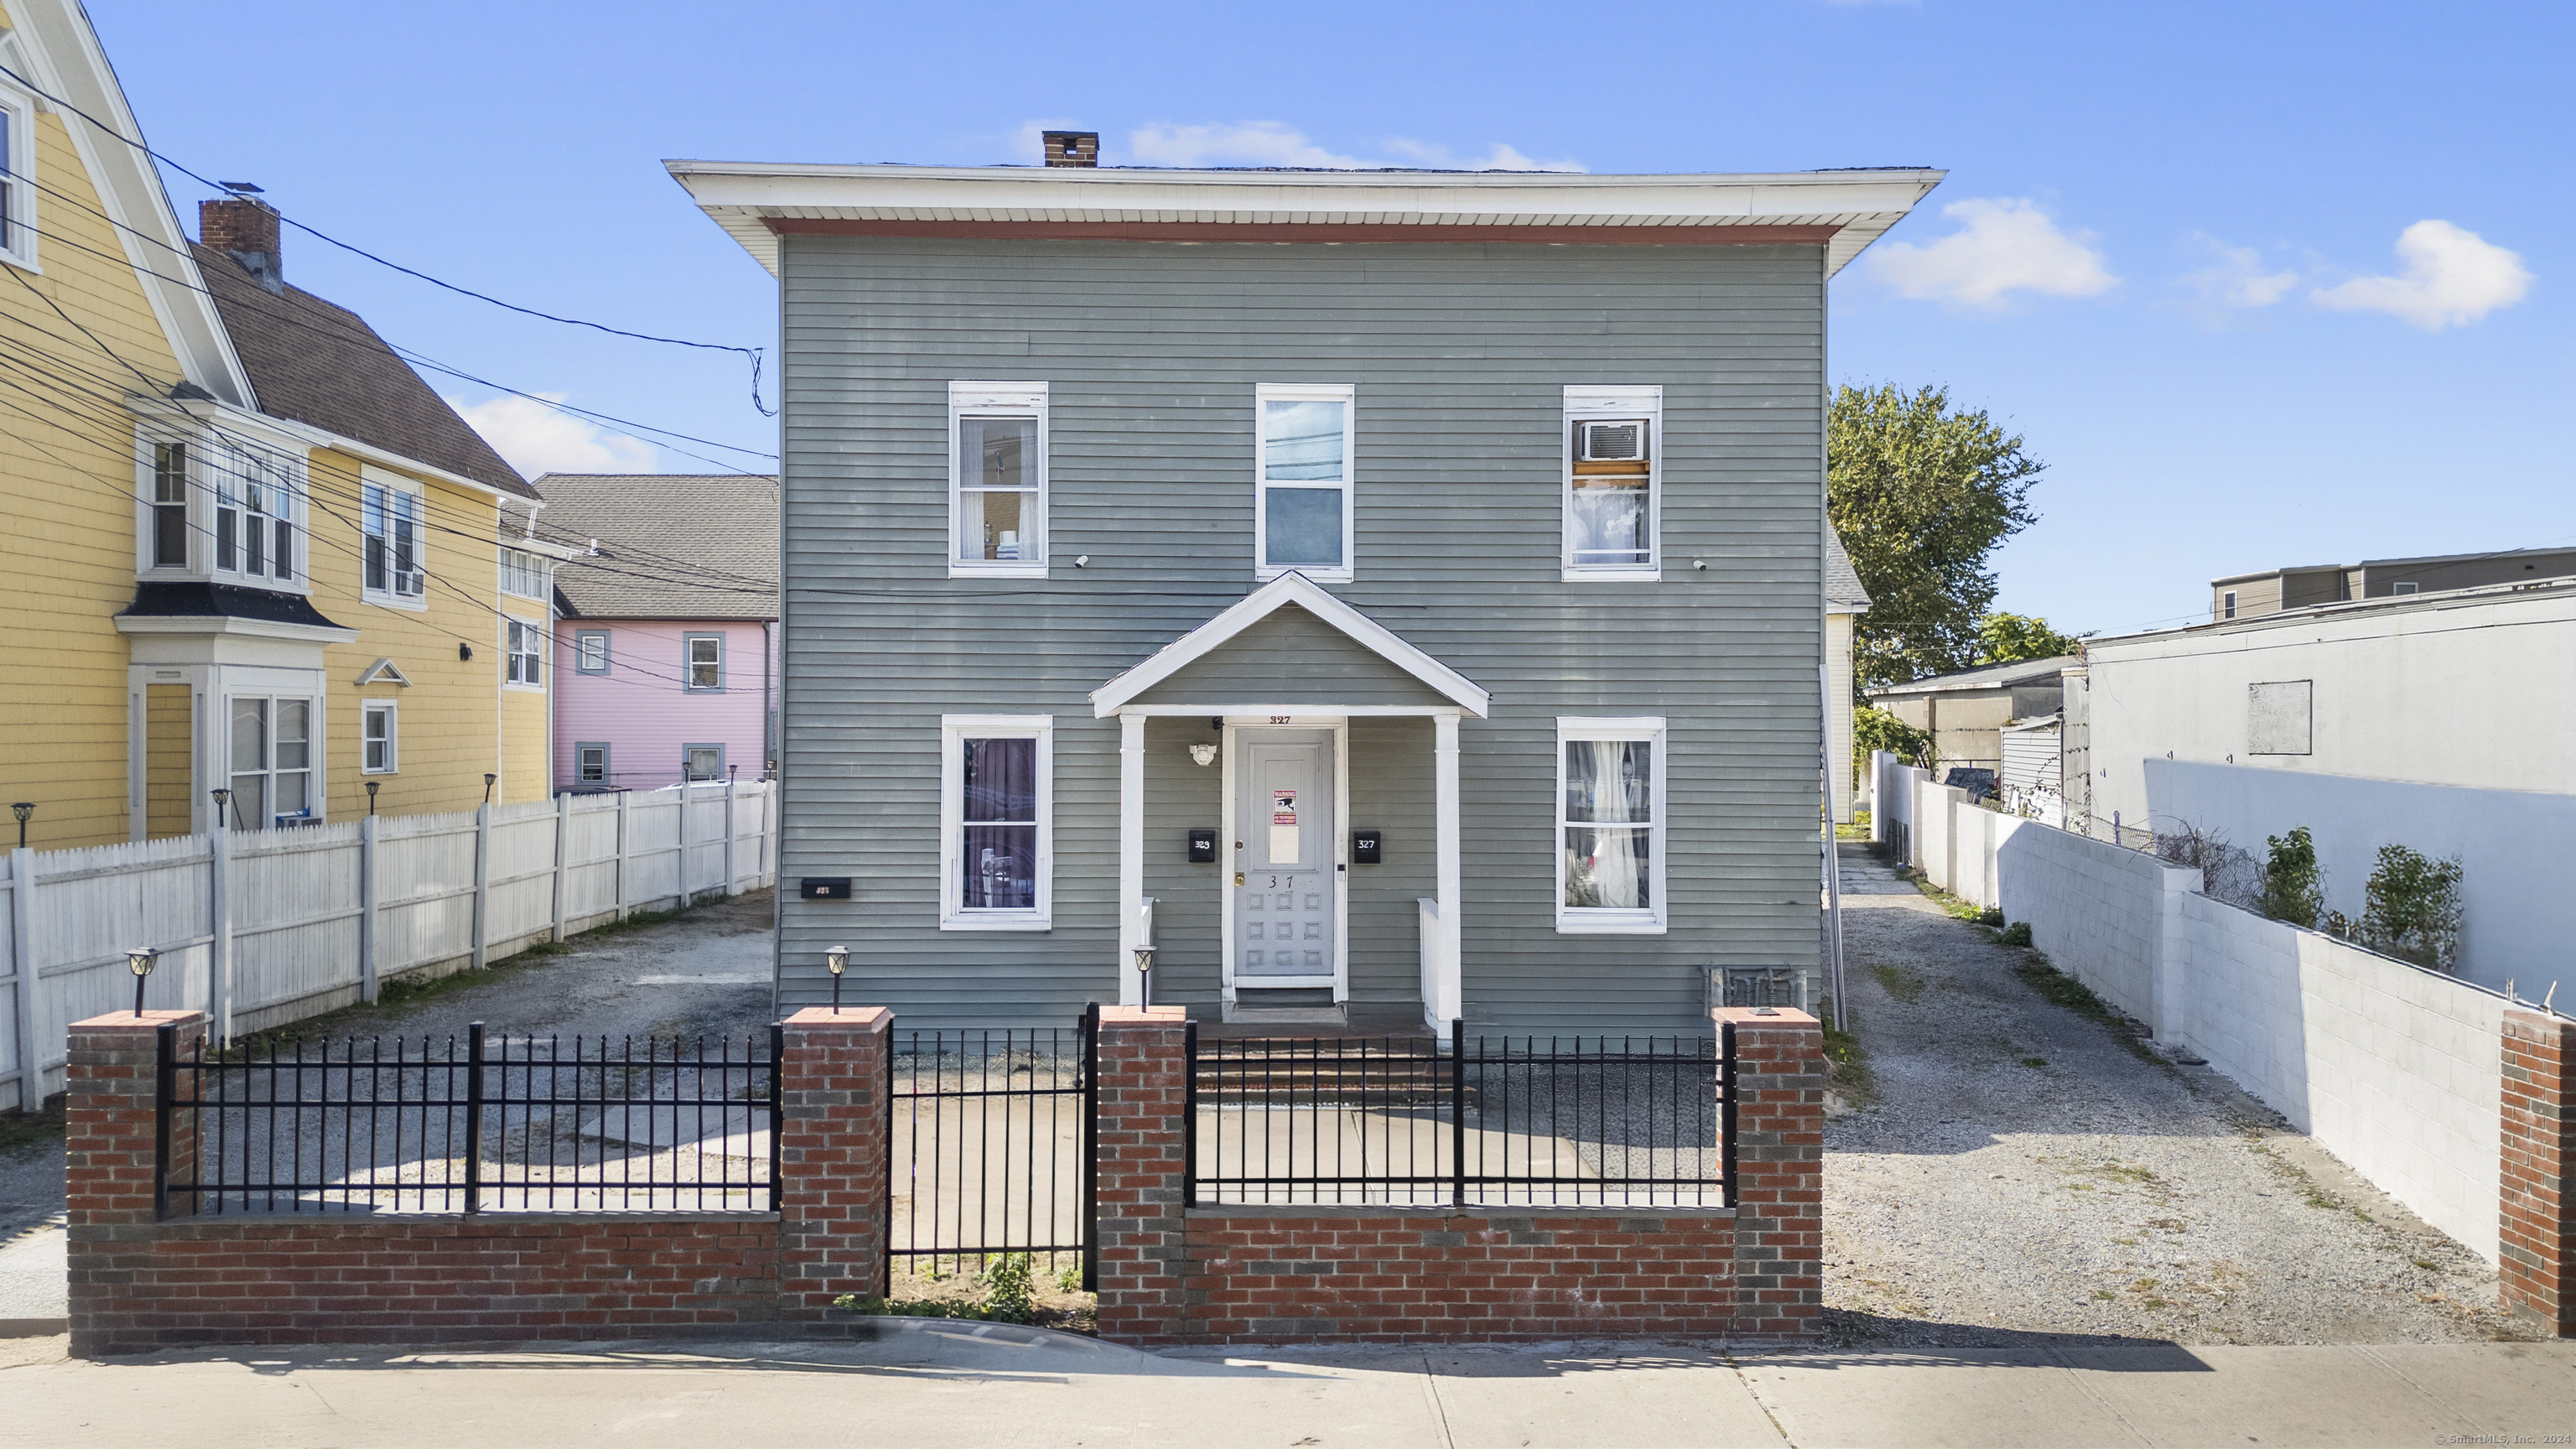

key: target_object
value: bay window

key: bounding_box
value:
[949,382,1046,577]
[150,443,189,569]
[940,715,1052,930]
[0,94,30,266]
[1254,383,1353,581]
[1556,717,1667,932]
[1563,386,1661,579]
[211,443,301,584]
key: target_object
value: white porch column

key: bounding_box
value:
[1117,711,1146,1007]
[1433,710,1462,1038]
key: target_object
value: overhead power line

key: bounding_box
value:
[0,60,774,419]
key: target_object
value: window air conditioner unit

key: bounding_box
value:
[1576,419,1648,463]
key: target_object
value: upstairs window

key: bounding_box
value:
[210,443,301,584]
[149,443,190,569]
[1563,386,1662,580]
[504,618,543,687]
[1254,383,1353,582]
[574,629,610,674]
[499,547,548,599]
[0,96,31,266]
[684,632,724,691]
[362,474,424,603]
[949,382,1047,578]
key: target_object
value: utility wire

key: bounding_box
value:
[0,60,773,418]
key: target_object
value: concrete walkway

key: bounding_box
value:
[1,1325,2568,1446]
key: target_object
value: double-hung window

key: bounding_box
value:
[1254,383,1353,582]
[1555,717,1667,933]
[1563,386,1662,580]
[210,443,301,584]
[574,742,610,786]
[149,442,190,569]
[0,91,32,267]
[227,696,314,829]
[939,715,1052,930]
[499,547,548,600]
[575,629,610,674]
[948,382,1046,578]
[504,618,543,687]
[683,632,724,691]
[362,470,425,604]
[361,700,398,774]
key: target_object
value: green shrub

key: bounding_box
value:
[984,1253,1039,1324]
[2359,845,2464,972]
[1998,922,2033,947]
[2260,825,2324,928]
[1976,906,2005,927]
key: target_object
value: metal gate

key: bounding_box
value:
[886,1005,1098,1289]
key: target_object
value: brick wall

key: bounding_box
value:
[2501,1010,2573,1336]
[1092,1006,1825,1347]
[65,1006,888,1356]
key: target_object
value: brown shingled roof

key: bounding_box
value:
[191,242,531,497]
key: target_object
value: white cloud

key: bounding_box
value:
[2311,220,2532,330]
[449,393,657,478]
[1864,198,2117,309]
[1117,121,1582,172]
[2181,235,2298,315]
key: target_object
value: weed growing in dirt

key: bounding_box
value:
[1823,1017,1877,1106]
[2101,1163,2159,1185]
[1998,922,2033,948]
[2018,1056,2048,1069]
[1870,962,1928,1004]
[0,1093,65,1156]
[2010,954,2163,1066]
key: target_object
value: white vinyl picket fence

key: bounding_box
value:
[0,782,774,1110]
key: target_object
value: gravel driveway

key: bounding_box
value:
[1826,846,2528,1348]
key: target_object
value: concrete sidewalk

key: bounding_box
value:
[1,1322,2567,1447]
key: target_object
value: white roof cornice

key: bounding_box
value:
[6,0,256,409]
[667,160,1944,278]
[1090,572,1491,718]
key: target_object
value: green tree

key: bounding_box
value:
[2259,825,2324,928]
[1829,383,2046,688]
[1853,704,1933,768]
[1976,612,2086,666]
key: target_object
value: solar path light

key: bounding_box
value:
[127,947,158,1018]
[825,944,849,1015]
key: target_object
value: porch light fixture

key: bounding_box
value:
[825,945,849,1014]
[10,802,30,849]
[365,780,379,815]
[1188,744,1218,767]
[127,948,159,1017]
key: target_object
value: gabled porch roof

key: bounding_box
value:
[1088,573,1490,718]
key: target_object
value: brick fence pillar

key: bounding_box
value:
[1716,1006,1825,1341]
[65,1010,206,1356]
[1090,1005,1190,1345]
[2501,1010,2573,1337]
[777,1005,891,1317]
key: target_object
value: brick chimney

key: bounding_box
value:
[200,196,283,292]
[1042,131,1099,168]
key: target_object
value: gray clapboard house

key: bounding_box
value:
[672,142,1940,1036]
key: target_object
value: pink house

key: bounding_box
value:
[534,474,778,791]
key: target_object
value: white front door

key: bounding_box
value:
[1235,730,1335,980]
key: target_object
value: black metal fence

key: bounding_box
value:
[886,1009,1097,1285]
[159,1022,780,1214]
[1187,1022,1727,1209]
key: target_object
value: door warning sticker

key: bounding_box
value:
[1269,789,1300,865]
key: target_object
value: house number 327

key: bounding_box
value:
[1270,715,1291,724]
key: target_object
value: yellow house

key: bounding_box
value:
[0,0,561,850]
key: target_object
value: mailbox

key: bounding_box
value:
[799,877,854,901]
[1187,828,1218,864]
[1351,829,1383,865]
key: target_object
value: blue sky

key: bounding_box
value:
[89,0,2572,637]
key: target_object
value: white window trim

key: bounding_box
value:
[1561,385,1663,584]
[361,699,399,775]
[501,615,545,691]
[499,545,549,600]
[134,435,195,578]
[0,77,38,272]
[574,628,611,675]
[360,465,429,610]
[939,714,1054,932]
[201,439,310,591]
[1554,715,1668,934]
[948,381,1049,579]
[222,692,321,829]
[1253,382,1356,584]
[683,631,725,692]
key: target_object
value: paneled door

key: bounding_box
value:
[1236,730,1335,980]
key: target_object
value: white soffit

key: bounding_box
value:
[1091,572,1491,718]
[667,161,1945,278]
